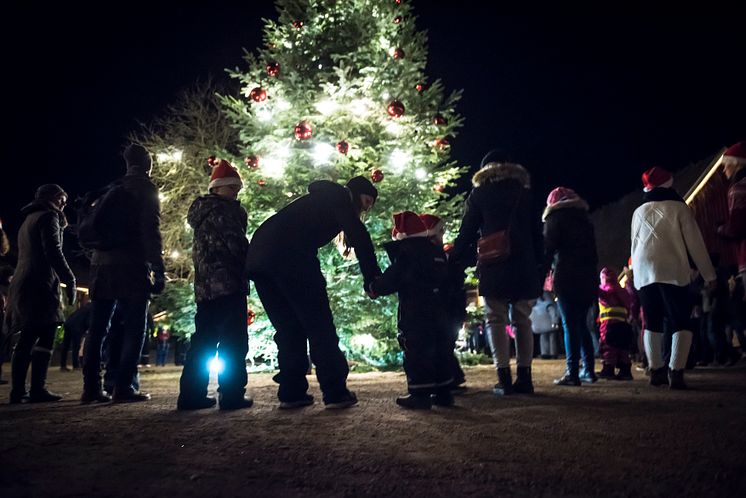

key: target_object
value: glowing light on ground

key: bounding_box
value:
[209,354,225,375]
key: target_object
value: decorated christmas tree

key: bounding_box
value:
[144,0,466,368]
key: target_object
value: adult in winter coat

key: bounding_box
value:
[450,152,544,395]
[718,141,746,291]
[543,187,599,386]
[631,166,716,389]
[370,212,454,409]
[177,160,253,411]
[247,176,381,409]
[82,143,165,403]
[7,184,76,403]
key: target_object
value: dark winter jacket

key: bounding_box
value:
[542,197,598,303]
[90,172,164,300]
[6,201,75,330]
[64,302,92,336]
[188,194,249,303]
[450,163,544,300]
[370,237,449,332]
[247,180,381,284]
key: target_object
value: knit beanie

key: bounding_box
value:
[546,186,579,206]
[208,159,243,191]
[123,143,152,173]
[346,176,378,201]
[641,166,673,192]
[35,184,67,202]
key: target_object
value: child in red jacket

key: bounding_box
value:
[598,267,635,380]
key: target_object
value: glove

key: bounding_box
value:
[151,270,166,295]
[364,277,379,299]
[65,281,77,306]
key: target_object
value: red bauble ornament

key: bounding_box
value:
[265,61,280,77]
[336,140,349,155]
[293,20,304,29]
[257,179,267,187]
[434,184,445,193]
[416,82,431,93]
[433,114,447,126]
[387,99,405,118]
[294,121,313,140]
[395,0,402,4]
[370,169,384,183]
[247,309,256,326]
[249,87,267,102]
[433,137,451,150]
[393,16,402,24]
[244,155,260,170]
[207,155,217,167]
[393,48,405,60]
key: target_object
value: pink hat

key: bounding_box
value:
[546,186,579,206]
[641,166,673,192]
[418,213,445,237]
[391,211,428,240]
[209,160,243,191]
[722,141,746,165]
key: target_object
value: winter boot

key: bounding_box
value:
[279,393,315,409]
[598,363,616,380]
[513,366,534,394]
[493,367,514,396]
[219,393,254,411]
[649,366,668,386]
[9,345,31,403]
[615,364,633,381]
[431,387,455,407]
[396,393,432,410]
[668,369,687,390]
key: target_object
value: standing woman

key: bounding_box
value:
[7,184,76,403]
[542,187,599,386]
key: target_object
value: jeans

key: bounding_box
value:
[156,341,169,366]
[556,298,595,377]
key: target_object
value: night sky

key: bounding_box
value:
[4,5,744,233]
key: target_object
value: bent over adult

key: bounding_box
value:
[247,176,381,409]
[7,184,76,403]
[450,153,544,395]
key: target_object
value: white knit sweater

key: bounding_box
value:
[631,199,715,289]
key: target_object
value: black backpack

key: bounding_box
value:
[76,182,132,250]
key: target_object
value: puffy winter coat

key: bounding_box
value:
[247,180,380,284]
[450,163,543,300]
[90,172,164,300]
[7,201,75,329]
[370,237,449,332]
[543,197,598,303]
[631,187,715,289]
[188,194,249,303]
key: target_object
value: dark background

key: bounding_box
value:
[4,5,744,233]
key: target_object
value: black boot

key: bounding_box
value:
[513,366,534,394]
[396,393,432,410]
[493,367,514,395]
[81,380,112,404]
[29,350,61,402]
[649,366,668,387]
[9,346,31,403]
[598,363,616,379]
[616,364,633,381]
[431,387,454,407]
[668,369,687,390]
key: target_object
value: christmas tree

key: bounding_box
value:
[144,0,466,368]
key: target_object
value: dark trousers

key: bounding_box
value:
[253,264,349,404]
[83,298,149,392]
[11,323,57,394]
[557,297,595,376]
[637,283,691,332]
[179,293,248,401]
[399,326,454,395]
[60,327,82,369]
[156,341,169,366]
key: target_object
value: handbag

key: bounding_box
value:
[476,190,522,266]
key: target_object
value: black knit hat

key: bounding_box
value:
[346,176,378,201]
[480,148,512,168]
[123,143,152,171]
[35,184,67,202]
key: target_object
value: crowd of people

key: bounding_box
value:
[0,140,744,411]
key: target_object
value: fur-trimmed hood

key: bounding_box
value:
[472,162,530,188]
[542,197,589,222]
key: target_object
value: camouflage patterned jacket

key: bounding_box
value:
[188,194,249,303]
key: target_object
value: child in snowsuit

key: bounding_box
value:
[370,211,454,409]
[598,267,634,380]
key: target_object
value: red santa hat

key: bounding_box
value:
[722,141,746,166]
[391,211,429,240]
[641,166,673,192]
[418,213,445,237]
[209,159,243,191]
